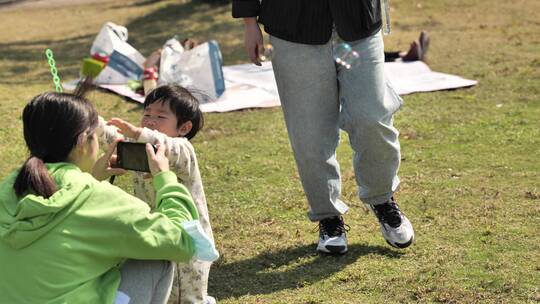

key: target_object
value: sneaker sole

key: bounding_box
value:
[386,236,414,249]
[317,245,348,255]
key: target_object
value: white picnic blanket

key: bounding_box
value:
[67,61,477,112]
[384,61,477,95]
[204,60,477,112]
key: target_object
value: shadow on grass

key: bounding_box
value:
[0,34,94,84]
[125,1,242,62]
[209,243,402,300]
[0,0,242,85]
[111,0,163,8]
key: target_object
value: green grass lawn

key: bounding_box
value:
[0,0,539,303]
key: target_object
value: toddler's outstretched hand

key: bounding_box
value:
[108,118,142,140]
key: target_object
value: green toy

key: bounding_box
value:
[81,57,107,78]
[73,53,109,97]
[45,49,63,93]
[127,79,143,91]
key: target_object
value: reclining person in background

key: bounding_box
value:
[385,31,430,62]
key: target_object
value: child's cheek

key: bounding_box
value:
[141,119,155,130]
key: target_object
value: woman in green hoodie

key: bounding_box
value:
[0,92,201,303]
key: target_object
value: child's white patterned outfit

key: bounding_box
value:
[98,121,215,304]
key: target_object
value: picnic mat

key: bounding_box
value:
[67,61,477,113]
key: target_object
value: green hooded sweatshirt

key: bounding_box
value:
[0,162,199,303]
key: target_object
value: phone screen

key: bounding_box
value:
[116,142,156,172]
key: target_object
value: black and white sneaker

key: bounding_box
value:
[366,198,414,248]
[316,216,349,254]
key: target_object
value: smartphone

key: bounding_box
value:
[116,142,157,173]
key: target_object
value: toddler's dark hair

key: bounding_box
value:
[144,84,204,140]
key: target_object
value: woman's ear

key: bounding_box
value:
[67,134,87,164]
[78,133,92,153]
[177,121,193,137]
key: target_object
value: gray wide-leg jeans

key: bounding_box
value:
[270,32,403,221]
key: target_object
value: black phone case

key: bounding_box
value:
[116,142,157,173]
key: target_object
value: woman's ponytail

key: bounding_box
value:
[14,156,57,198]
[13,92,98,198]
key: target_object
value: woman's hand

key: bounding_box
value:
[146,143,169,176]
[244,17,264,66]
[92,140,127,181]
[108,118,142,140]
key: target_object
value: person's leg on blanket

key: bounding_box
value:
[385,31,430,62]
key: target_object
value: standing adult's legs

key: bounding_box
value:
[338,32,402,205]
[338,32,414,248]
[270,35,346,222]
